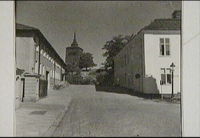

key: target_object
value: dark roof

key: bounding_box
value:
[172,10,181,19]
[16,23,38,31]
[66,46,83,51]
[16,23,67,69]
[144,19,181,31]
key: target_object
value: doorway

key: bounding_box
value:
[46,71,50,89]
[21,78,25,102]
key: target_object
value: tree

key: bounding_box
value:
[102,35,131,73]
[79,52,96,71]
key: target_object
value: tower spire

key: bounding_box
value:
[71,32,78,47]
[73,32,76,42]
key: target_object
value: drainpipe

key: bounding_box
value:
[38,40,41,75]
[54,61,55,85]
[60,67,62,81]
[38,39,41,99]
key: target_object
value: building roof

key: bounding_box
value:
[66,32,83,51]
[66,46,83,51]
[172,10,181,19]
[16,23,38,31]
[144,18,181,31]
[16,23,67,70]
[114,11,181,59]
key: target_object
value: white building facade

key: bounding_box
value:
[143,31,180,95]
[114,11,181,96]
[15,24,66,106]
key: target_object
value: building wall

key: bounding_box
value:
[143,33,180,94]
[114,32,144,92]
[114,31,180,95]
[16,36,65,102]
[16,37,35,73]
[35,42,64,87]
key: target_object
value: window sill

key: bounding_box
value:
[159,55,171,57]
[161,84,172,86]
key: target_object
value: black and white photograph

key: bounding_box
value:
[1,0,200,137]
[14,1,182,137]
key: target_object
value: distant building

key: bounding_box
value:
[114,11,181,95]
[15,24,67,107]
[65,33,83,73]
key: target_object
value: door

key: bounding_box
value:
[46,71,50,89]
[21,78,25,102]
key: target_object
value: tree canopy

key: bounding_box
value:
[102,35,131,72]
[79,52,96,71]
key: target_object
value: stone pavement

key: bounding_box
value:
[16,87,72,137]
[53,85,181,137]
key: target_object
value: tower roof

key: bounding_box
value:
[71,32,78,47]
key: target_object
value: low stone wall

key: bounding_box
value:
[23,77,39,102]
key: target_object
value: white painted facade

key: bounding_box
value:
[16,37,35,73]
[15,25,67,103]
[143,32,181,94]
[16,36,63,82]
[114,30,181,95]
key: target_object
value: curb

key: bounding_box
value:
[42,97,72,137]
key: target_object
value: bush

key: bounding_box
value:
[81,76,96,85]
[53,81,69,90]
[96,71,114,86]
[53,84,62,90]
[66,73,95,85]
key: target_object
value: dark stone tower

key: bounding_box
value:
[65,33,83,72]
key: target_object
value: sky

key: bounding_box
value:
[16,1,181,68]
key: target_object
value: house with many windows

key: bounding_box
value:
[15,23,67,107]
[114,10,181,95]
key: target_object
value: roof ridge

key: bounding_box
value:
[16,23,38,30]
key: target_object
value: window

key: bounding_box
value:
[35,61,38,74]
[40,49,43,55]
[166,68,172,84]
[160,38,170,56]
[39,64,43,75]
[43,52,47,58]
[43,65,46,76]
[160,38,165,56]
[160,68,172,85]
[124,55,126,65]
[161,68,166,84]
[125,73,127,83]
[165,38,170,55]
[36,46,39,52]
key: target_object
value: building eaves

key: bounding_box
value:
[16,23,67,70]
[143,18,181,31]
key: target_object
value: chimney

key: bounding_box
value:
[172,10,181,19]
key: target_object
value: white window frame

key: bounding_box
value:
[36,46,39,52]
[160,38,170,56]
[160,68,172,85]
[40,49,43,55]
[43,65,46,76]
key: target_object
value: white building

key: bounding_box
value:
[114,11,181,96]
[15,23,67,107]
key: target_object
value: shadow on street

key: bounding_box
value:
[95,85,180,104]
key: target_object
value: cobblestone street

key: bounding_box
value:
[53,85,181,137]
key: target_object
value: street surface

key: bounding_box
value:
[53,85,181,137]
